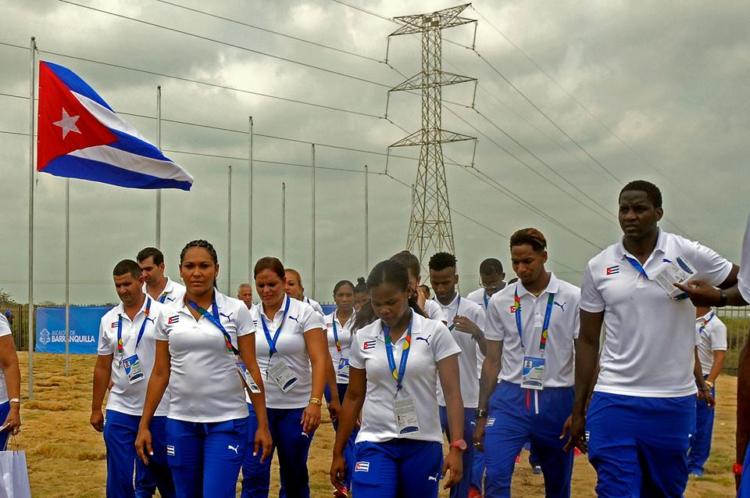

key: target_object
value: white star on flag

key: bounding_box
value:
[52,108,81,139]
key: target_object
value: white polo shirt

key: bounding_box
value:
[695,311,727,377]
[154,292,254,422]
[251,297,326,409]
[486,274,580,388]
[424,299,447,323]
[350,312,461,444]
[98,297,170,416]
[304,296,325,318]
[435,294,485,408]
[740,214,750,303]
[143,277,186,305]
[0,315,11,404]
[581,230,732,397]
[325,311,355,385]
[467,287,492,310]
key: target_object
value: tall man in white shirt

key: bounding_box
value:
[91,259,174,498]
[429,252,486,498]
[137,247,186,305]
[474,228,580,498]
[688,306,726,476]
[568,180,738,497]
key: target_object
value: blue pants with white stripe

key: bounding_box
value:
[484,381,574,498]
[325,382,358,490]
[103,410,174,498]
[241,405,315,498]
[0,402,9,451]
[165,417,248,498]
[587,392,695,498]
[439,406,475,498]
[688,382,716,474]
[352,439,443,498]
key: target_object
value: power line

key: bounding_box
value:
[58,0,394,89]
[0,40,383,119]
[329,0,392,22]
[155,0,384,64]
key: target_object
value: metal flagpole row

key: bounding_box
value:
[64,178,70,376]
[364,164,369,275]
[248,116,254,281]
[155,85,162,247]
[227,165,232,294]
[282,182,287,261]
[27,36,37,399]
[311,144,316,299]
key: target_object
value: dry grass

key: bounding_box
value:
[13,353,738,497]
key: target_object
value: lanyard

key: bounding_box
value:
[260,295,291,358]
[117,297,152,356]
[332,315,341,353]
[514,287,555,352]
[698,312,715,335]
[382,312,413,392]
[188,294,238,355]
[624,256,649,279]
[447,295,461,331]
[158,291,169,303]
[483,291,489,309]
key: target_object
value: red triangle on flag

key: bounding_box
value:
[37,62,117,170]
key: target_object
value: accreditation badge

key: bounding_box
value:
[394,396,420,435]
[236,360,261,394]
[123,354,144,384]
[521,356,545,391]
[337,357,350,379]
[268,360,298,393]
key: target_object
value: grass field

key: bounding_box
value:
[11,353,740,497]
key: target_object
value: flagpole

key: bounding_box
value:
[227,165,232,295]
[248,116,253,279]
[311,144,316,299]
[364,164,369,274]
[155,85,162,247]
[64,178,70,376]
[282,182,286,261]
[27,36,37,400]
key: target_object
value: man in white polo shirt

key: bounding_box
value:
[688,306,726,477]
[474,228,580,498]
[237,283,256,312]
[91,259,174,498]
[568,180,738,497]
[429,252,486,498]
[137,247,186,305]
[467,258,506,311]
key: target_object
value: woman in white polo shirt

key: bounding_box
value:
[330,259,465,498]
[0,312,20,448]
[135,240,271,498]
[241,257,328,498]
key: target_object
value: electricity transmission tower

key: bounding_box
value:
[387,4,477,264]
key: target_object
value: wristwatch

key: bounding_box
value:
[450,439,468,451]
[476,408,488,419]
[705,380,714,389]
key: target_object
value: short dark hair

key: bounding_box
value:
[390,250,421,278]
[333,280,355,295]
[354,277,367,294]
[180,240,218,265]
[619,180,662,208]
[113,259,142,279]
[479,258,504,275]
[368,259,409,292]
[510,228,547,253]
[137,247,164,265]
[428,252,457,272]
[254,257,285,280]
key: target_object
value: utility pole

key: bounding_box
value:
[386,4,477,267]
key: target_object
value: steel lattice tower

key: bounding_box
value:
[388,4,477,264]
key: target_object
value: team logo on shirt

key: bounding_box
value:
[288,315,299,323]
[167,315,180,325]
[416,335,431,346]
[110,322,118,329]
[355,461,370,472]
[166,445,175,456]
[605,265,620,276]
[363,340,377,350]
[219,312,233,320]
[553,301,566,312]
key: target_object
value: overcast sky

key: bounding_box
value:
[0,0,748,305]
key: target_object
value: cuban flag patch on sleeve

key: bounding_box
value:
[167,315,180,325]
[363,340,377,350]
[355,461,370,472]
[606,265,620,276]
[110,321,118,329]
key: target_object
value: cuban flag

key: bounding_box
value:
[37,61,193,190]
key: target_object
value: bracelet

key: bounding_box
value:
[476,408,488,419]
[705,380,714,389]
[309,397,322,406]
[733,462,743,475]
[9,398,20,404]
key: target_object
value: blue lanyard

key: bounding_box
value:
[483,291,489,309]
[332,312,341,353]
[260,295,291,358]
[514,287,555,350]
[158,291,168,303]
[382,313,413,392]
[698,312,715,335]
[188,294,239,355]
[117,297,152,356]
[447,295,461,331]
[624,256,649,279]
